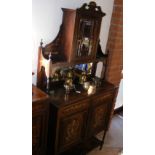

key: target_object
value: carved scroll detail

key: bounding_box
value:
[78,1,106,17]
[64,118,81,143]
[41,25,66,62]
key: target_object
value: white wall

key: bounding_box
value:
[32,0,114,84]
[115,79,123,109]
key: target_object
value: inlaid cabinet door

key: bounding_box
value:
[58,111,88,151]
[71,1,105,63]
[73,18,101,62]
[88,95,113,137]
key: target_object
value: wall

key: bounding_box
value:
[105,0,123,86]
[105,0,123,108]
[32,0,114,84]
[115,79,123,109]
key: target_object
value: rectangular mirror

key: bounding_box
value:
[76,19,94,57]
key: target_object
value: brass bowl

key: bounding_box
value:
[83,81,90,90]
[87,84,96,95]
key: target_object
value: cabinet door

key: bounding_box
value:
[32,112,47,155]
[88,94,113,137]
[58,111,88,152]
[72,16,101,63]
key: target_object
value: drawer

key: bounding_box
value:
[91,93,113,107]
[60,99,89,117]
[32,101,48,113]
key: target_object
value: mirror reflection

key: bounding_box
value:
[76,20,94,57]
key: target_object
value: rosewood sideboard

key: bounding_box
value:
[47,81,117,155]
[32,85,50,155]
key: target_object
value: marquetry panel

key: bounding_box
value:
[32,116,42,151]
[92,104,107,129]
[58,111,87,151]
[88,94,113,136]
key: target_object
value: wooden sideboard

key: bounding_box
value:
[34,2,119,155]
[47,81,117,155]
[32,85,50,155]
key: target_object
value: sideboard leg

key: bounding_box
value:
[99,130,107,150]
[82,152,86,155]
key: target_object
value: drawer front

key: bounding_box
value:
[92,93,113,107]
[32,100,48,113]
[60,99,88,117]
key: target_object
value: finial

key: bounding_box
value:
[89,1,96,6]
[40,39,43,47]
[49,52,52,60]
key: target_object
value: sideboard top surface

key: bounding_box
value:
[49,81,116,107]
[32,85,49,103]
